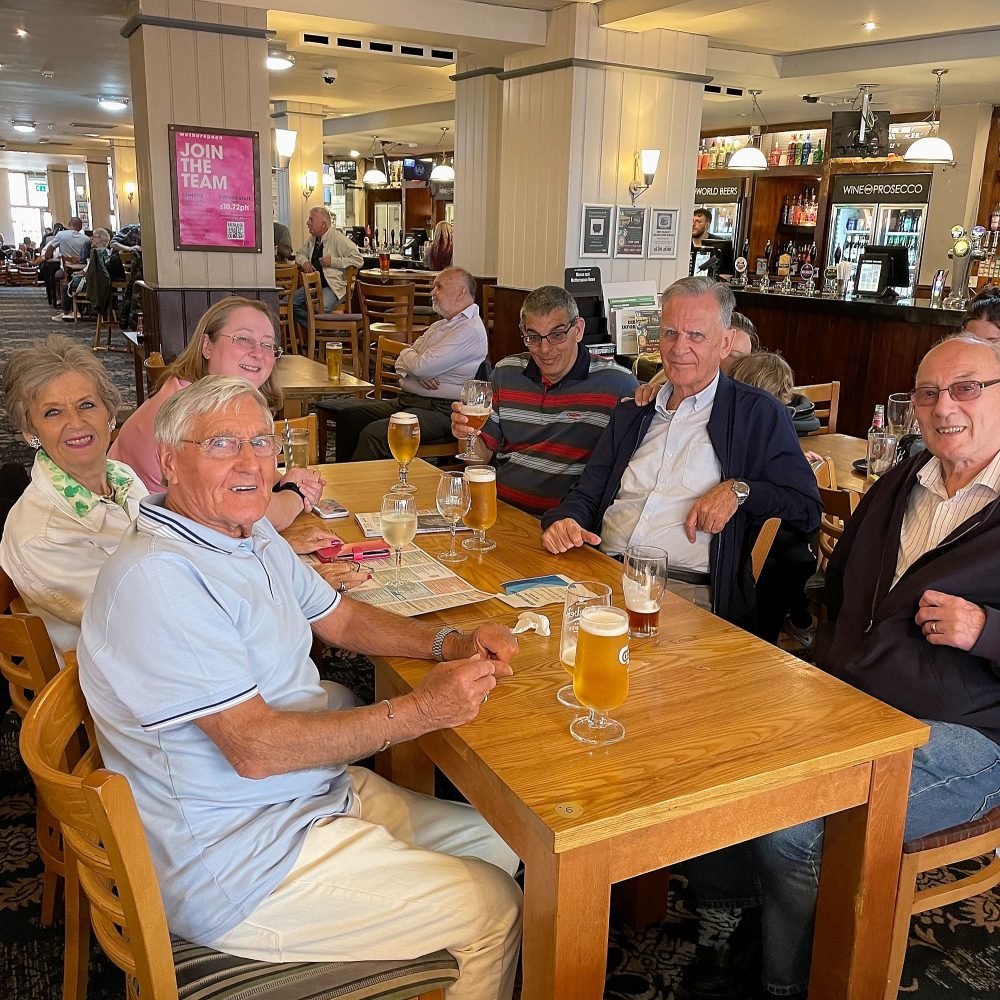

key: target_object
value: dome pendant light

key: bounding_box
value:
[429,127,455,182]
[727,90,768,171]
[905,69,954,165]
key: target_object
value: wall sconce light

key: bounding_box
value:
[628,148,660,205]
[273,128,296,170]
[124,181,137,204]
[302,170,318,199]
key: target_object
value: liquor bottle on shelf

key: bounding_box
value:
[991,202,1000,233]
[741,238,750,261]
[768,143,781,168]
[812,139,824,165]
[834,244,843,265]
[800,134,812,165]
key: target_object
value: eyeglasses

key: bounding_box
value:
[182,435,284,458]
[909,379,1000,407]
[223,334,283,358]
[521,324,574,347]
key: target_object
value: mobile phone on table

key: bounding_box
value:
[337,541,391,561]
[313,498,349,519]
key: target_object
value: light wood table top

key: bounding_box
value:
[297,459,928,1000]
[800,432,868,492]
[275,354,373,418]
[359,268,437,283]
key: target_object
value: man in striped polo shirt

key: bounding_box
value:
[449,285,637,516]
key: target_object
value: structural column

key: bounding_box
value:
[86,156,114,232]
[0,170,13,243]
[110,141,139,227]
[271,100,327,249]
[46,166,73,225]
[453,59,504,277]
[122,0,275,357]
[494,4,708,289]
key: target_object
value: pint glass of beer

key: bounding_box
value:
[326,342,343,380]
[558,581,612,708]
[457,379,493,461]
[387,412,420,493]
[461,465,497,552]
[378,248,391,280]
[622,545,667,638]
[570,605,630,746]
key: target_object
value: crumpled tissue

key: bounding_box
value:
[512,611,550,636]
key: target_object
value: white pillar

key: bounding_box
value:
[0,170,14,245]
[46,165,73,224]
[87,156,114,232]
[110,141,139,227]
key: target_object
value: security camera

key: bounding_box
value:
[0,142,6,150]
[321,68,337,85]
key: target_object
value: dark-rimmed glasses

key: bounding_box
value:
[909,379,1000,407]
[521,324,573,348]
[224,334,283,358]
[181,435,283,458]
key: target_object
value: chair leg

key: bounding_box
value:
[62,853,90,1000]
[883,852,920,1000]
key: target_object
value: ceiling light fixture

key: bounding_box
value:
[863,21,877,31]
[16,28,28,38]
[349,149,360,158]
[98,96,129,111]
[266,41,295,71]
[362,136,389,185]
[727,90,769,171]
[11,120,36,133]
[84,132,101,138]
[429,127,455,183]
[904,69,955,164]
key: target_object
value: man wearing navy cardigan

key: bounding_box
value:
[541,275,820,633]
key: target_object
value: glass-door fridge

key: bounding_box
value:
[873,204,927,298]
[826,203,876,276]
[694,179,746,245]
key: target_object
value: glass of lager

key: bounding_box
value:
[457,379,493,461]
[387,411,420,493]
[623,545,667,638]
[570,605,630,746]
[461,465,497,552]
[380,492,417,586]
[435,471,471,563]
[558,581,612,708]
[326,342,343,380]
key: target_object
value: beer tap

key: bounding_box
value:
[943,226,985,310]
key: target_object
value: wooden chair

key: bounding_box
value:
[358,280,415,350]
[274,262,300,355]
[304,267,364,375]
[409,272,436,334]
[20,665,457,1000]
[482,283,496,336]
[794,381,840,435]
[811,456,837,490]
[750,517,781,583]
[93,279,129,353]
[817,485,859,572]
[274,414,319,466]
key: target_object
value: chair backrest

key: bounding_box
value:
[274,263,299,296]
[818,485,859,570]
[341,264,358,312]
[274,414,319,466]
[0,568,59,719]
[20,664,178,1000]
[794,382,840,435]
[750,517,781,583]
[373,336,409,400]
[811,456,837,490]
[357,281,415,344]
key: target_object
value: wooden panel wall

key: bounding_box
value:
[492,285,532,364]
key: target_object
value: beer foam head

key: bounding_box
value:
[464,465,496,483]
[461,404,491,415]
[580,607,628,636]
[391,411,419,424]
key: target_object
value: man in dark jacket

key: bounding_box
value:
[541,276,819,631]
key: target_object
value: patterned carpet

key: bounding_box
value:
[1,284,999,998]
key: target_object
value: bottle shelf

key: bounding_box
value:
[776,224,816,234]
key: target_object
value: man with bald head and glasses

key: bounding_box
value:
[712,334,1000,999]
[449,284,637,515]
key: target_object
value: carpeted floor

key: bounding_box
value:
[1,282,999,998]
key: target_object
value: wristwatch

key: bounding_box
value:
[273,481,307,508]
[432,626,462,661]
[730,479,750,506]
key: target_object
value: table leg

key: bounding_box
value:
[374,739,435,796]
[521,844,611,1000]
[809,750,913,1000]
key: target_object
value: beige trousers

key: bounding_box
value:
[666,578,712,611]
[209,766,522,1000]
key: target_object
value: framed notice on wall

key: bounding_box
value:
[168,125,262,252]
[647,208,679,259]
[579,204,613,258]
[614,206,647,259]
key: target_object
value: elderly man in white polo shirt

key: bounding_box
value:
[78,376,522,1000]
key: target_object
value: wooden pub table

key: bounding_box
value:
[800,433,868,493]
[274,353,373,418]
[298,459,929,1000]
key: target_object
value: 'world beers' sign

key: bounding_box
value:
[695,179,744,204]
[831,173,931,204]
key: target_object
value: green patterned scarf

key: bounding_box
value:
[36,450,136,519]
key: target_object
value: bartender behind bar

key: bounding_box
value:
[690,208,736,280]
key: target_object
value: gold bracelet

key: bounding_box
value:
[379,699,394,752]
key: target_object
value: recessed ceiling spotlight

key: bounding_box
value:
[16,28,28,38]
[349,149,360,158]
[37,138,49,144]
[98,96,129,111]
[863,21,878,31]
[84,132,101,138]
[11,120,36,133]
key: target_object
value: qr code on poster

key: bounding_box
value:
[226,221,245,241]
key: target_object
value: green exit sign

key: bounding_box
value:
[35,182,47,193]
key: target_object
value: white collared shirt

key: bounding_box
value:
[395,302,487,399]
[892,450,1000,586]
[600,374,723,570]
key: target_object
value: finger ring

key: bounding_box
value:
[482,693,489,704]
[930,621,938,634]
[337,581,347,594]
[352,562,361,573]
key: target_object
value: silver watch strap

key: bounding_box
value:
[432,627,461,661]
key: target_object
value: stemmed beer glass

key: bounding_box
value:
[622,545,667,639]
[570,605,630,746]
[457,380,493,461]
[387,411,420,493]
[558,582,612,708]
[461,466,497,552]
[380,492,417,587]
[435,472,471,563]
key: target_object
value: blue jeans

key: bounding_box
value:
[690,721,1000,996]
[292,283,340,332]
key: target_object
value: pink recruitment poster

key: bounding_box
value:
[168,125,262,253]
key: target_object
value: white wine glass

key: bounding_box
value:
[570,605,630,746]
[387,411,420,494]
[461,466,497,553]
[436,472,471,563]
[622,545,667,639]
[457,380,493,461]
[380,493,417,587]
[558,582,612,709]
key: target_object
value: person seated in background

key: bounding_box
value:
[450,284,637,516]
[79,376,523,1000]
[690,208,736,279]
[541,276,819,631]
[109,221,141,254]
[51,227,112,322]
[332,267,487,461]
[0,336,147,656]
[110,297,322,532]
[273,220,294,262]
[293,207,363,333]
[964,286,1000,342]
[38,226,55,250]
[40,218,90,307]
[422,220,453,271]
[728,351,819,436]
